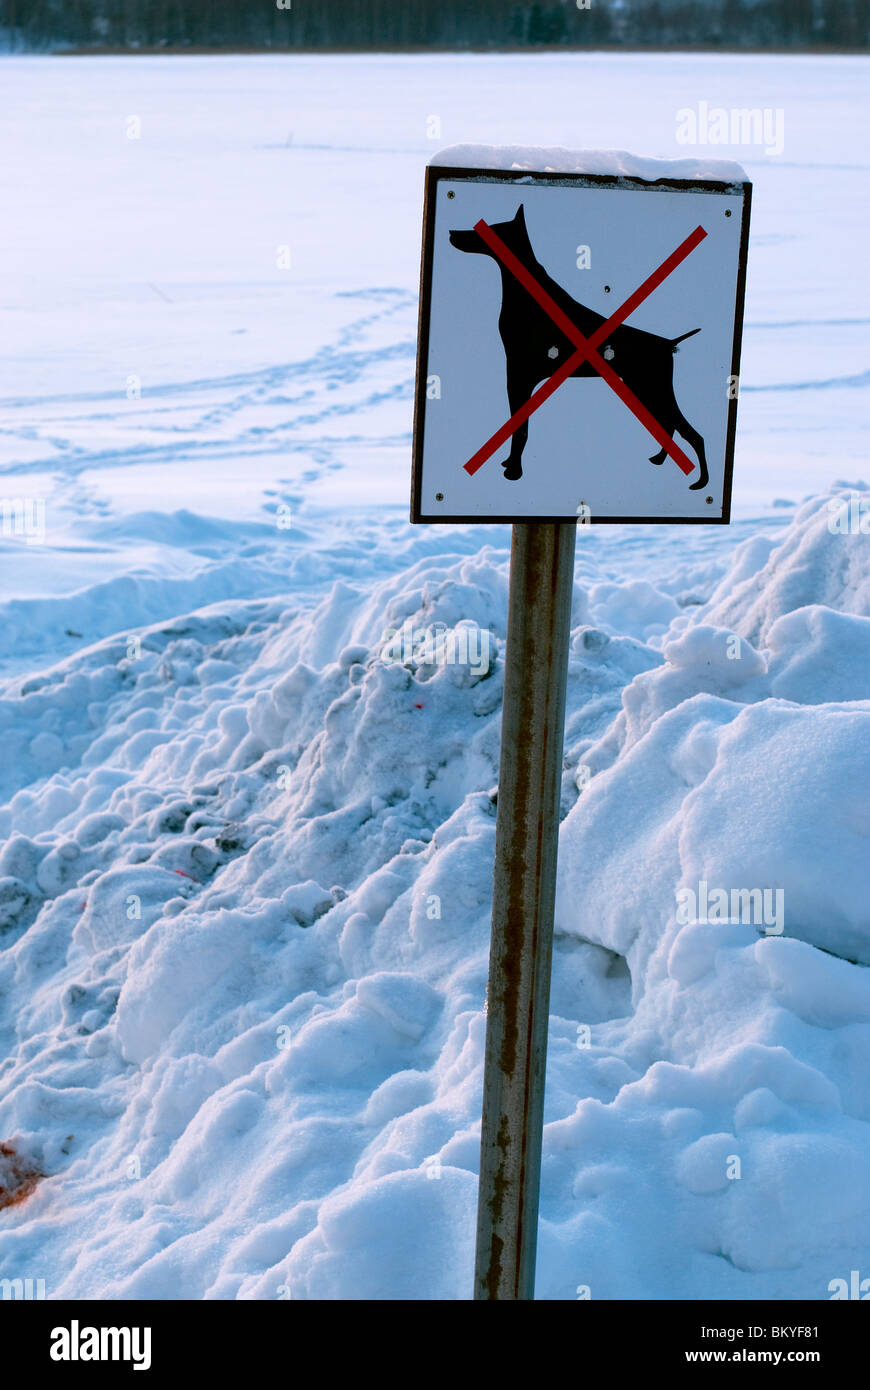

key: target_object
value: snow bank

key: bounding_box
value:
[0,483,868,1299]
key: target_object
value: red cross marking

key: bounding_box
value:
[462,220,708,478]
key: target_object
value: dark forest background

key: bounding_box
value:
[1,0,868,51]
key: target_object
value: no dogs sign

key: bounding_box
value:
[411,152,751,524]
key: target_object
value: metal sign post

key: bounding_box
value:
[473,519,576,1300]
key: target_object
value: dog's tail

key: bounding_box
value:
[671,327,701,352]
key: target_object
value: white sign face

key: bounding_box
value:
[411,167,751,524]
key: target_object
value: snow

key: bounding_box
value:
[0,52,868,1300]
[431,142,748,185]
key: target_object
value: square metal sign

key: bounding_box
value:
[411,164,751,524]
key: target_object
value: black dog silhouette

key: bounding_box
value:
[449,204,708,489]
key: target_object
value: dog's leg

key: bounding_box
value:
[620,361,676,470]
[675,411,709,491]
[500,372,536,481]
[645,383,708,491]
[649,428,708,486]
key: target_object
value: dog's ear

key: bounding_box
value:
[514,204,527,225]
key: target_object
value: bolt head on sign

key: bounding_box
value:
[410,148,751,524]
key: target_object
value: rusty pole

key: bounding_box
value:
[474,519,577,1300]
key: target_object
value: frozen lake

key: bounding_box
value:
[0,52,867,669]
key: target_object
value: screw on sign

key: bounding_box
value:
[410,147,751,1299]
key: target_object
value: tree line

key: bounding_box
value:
[1,0,868,51]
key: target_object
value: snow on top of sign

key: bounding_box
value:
[430,143,748,185]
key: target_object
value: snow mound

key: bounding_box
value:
[0,484,868,1299]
